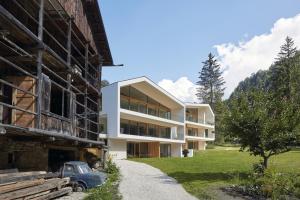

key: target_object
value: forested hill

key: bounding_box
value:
[228,51,300,100]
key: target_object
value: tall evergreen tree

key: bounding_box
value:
[196,53,225,110]
[270,36,297,99]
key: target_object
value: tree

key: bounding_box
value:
[101,80,110,88]
[225,37,300,169]
[270,36,297,99]
[226,89,300,168]
[196,53,225,110]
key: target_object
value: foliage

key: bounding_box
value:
[196,53,225,110]
[225,36,300,168]
[101,80,110,88]
[85,159,121,200]
[235,166,300,200]
[197,53,226,144]
[133,149,300,200]
[105,157,119,174]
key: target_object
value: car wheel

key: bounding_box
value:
[76,183,86,192]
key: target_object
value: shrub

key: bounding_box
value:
[238,165,300,199]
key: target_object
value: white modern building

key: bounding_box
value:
[100,77,215,160]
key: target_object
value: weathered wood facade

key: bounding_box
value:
[0,0,113,170]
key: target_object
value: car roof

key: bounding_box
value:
[65,161,87,165]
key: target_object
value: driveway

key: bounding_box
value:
[116,160,197,200]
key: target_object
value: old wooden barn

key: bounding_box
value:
[0,0,113,171]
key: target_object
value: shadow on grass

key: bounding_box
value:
[168,171,249,184]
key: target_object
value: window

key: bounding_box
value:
[63,164,75,175]
[129,100,139,112]
[188,142,194,149]
[205,129,209,137]
[148,124,158,137]
[138,123,147,136]
[120,119,129,134]
[130,121,138,135]
[120,97,129,109]
[160,127,171,138]
[148,106,157,116]
[78,164,92,174]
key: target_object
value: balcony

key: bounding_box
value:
[186,116,215,126]
[120,119,184,141]
[186,129,215,141]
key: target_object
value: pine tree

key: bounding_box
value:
[277,36,297,60]
[196,53,225,110]
[270,36,297,99]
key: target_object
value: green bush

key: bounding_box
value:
[85,158,121,200]
[240,165,300,199]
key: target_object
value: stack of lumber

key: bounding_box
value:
[0,169,72,200]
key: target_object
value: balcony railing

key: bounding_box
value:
[186,132,215,139]
[120,125,184,140]
[121,98,183,122]
[186,116,215,126]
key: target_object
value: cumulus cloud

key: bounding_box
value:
[158,77,198,103]
[215,14,300,98]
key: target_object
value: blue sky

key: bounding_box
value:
[100,0,300,100]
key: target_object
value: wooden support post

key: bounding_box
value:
[36,0,44,129]
[84,43,89,139]
[66,17,73,134]
[97,57,103,136]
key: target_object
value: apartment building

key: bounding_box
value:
[185,103,215,154]
[100,77,215,160]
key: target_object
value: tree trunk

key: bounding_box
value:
[263,156,269,169]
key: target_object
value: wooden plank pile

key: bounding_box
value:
[0,169,72,200]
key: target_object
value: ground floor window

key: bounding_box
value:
[160,144,171,157]
[127,142,160,158]
[187,141,199,150]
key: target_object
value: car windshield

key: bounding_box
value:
[78,164,92,174]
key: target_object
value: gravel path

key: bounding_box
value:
[116,160,198,200]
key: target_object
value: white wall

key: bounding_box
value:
[102,83,119,137]
[108,139,127,160]
[171,143,182,157]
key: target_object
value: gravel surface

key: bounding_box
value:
[116,160,198,200]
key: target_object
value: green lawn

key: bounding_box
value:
[132,148,300,199]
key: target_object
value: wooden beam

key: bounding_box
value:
[36,0,45,129]
[0,178,69,200]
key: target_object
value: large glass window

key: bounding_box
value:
[160,127,171,138]
[130,121,138,135]
[148,124,158,137]
[120,119,129,134]
[186,108,198,122]
[188,142,194,149]
[205,129,209,137]
[138,122,147,136]
[120,86,172,120]
[120,97,129,109]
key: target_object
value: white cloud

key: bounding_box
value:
[215,14,300,98]
[158,77,198,103]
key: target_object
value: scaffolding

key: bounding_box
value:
[0,0,109,146]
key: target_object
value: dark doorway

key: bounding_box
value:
[48,149,75,172]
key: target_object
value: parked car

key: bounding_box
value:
[60,161,107,191]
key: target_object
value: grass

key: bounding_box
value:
[85,161,122,200]
[132,148,300,199]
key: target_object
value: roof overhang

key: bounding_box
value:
[118,77,185,109]
[84,0,113,66]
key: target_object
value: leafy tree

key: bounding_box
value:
[226,37,300,169]
[196,53,225,110]
[226,89,300,168]
[101,80,110,88]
